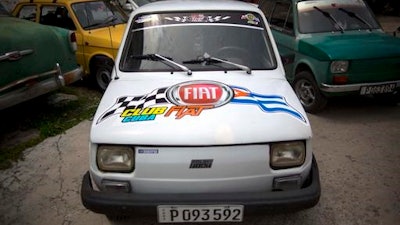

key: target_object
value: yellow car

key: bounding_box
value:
[12,0,128,91]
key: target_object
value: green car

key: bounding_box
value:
[0,4,82,110]
[259,0,400,113]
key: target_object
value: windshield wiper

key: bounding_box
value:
[338,8,372,31]
[313,6,344,33]
[183,53,251,74]
[131,54,192,75]
[84,15,117,29]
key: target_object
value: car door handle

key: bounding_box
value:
[0,49,34,62]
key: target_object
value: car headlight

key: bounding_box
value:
[330,60,349,73]
[270,141,306,169]
[97,145,134,172]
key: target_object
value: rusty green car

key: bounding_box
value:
[259,0,400,113]
[0,4,82,110]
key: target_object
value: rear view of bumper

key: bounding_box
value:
[0,64,82,110]
[81,157,321,216]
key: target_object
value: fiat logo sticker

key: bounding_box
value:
[166,81,234,107]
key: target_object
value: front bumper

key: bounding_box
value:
[81,157,321,216]
[320,80,400,93]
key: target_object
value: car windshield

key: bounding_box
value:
[120,11,277,73]
[71,0,128,29]
[298,0,380,33]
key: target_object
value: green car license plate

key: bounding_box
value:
[360,83,396,95]
[157,205,244,223]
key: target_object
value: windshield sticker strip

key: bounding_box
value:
[96,81,306,124]
[133,12,264,29]
[164,15,231,23]
[132,23,264,33]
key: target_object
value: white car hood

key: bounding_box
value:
[91,71,311,145]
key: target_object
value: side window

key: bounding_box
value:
[40,5,76,30]
[17,5,37,22]
[269,2,294,35]
[259,1,275,19]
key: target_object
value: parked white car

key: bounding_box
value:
[81,0,320,222]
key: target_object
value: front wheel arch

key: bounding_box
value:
[293,70,328,113]
[90,56,114,91]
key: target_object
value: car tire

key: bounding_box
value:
[94,58,114,91]
[374,92,400,106]
[293,71,327,113]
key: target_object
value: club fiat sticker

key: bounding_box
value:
[96,81,306,124]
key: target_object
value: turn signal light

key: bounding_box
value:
[333,75,348,85]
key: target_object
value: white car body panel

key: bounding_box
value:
[91,71,311,145]
[90,70,313,193]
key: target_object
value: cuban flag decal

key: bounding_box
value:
[230,86,306,123]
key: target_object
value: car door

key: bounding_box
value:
[39,4,85,71]
[40,5,76,30]
[13,3,86,76]
[260,0,297,82]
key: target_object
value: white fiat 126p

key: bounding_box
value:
[81,0,320,222]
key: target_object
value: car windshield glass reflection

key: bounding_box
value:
[298,0,380,33]
[72,1,127,29]
[120,11,277,73]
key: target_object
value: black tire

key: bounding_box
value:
[293,71,328,113]
[93,58,114,91]
[374,92,400,106]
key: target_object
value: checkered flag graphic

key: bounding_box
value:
[97,87,169,124]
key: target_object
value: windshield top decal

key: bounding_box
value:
[241,13,260,25]
[133,12,263,29]
[96,81,306,124]
[164,15,231,23]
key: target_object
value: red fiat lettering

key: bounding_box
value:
[165,105,213,119]
[179,84,222,104]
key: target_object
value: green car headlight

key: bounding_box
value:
[330,60,349,73]
[97,145,134,172]
[270,141,306,169]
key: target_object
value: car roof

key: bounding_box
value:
[134,0,261,14]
